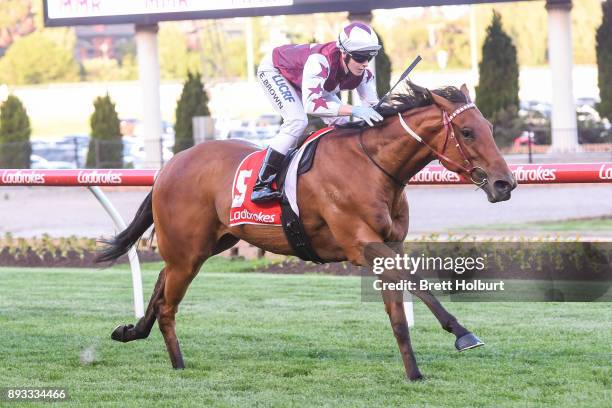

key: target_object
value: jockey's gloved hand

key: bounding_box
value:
[352,106,383,126]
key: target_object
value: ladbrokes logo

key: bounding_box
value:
[77,170,122,184]
[512,166,556,182]
[411,167,460,183]
[230,209,276,224]
[1,170,45,184]
[599,163,612,181]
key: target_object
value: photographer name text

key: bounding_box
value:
[373,279,505,292]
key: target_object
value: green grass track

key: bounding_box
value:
[0,258,610,407]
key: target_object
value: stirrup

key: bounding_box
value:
[250,148,285,203]
[251,186,282,203]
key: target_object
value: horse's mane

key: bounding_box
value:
[336,79,468,129]
[377,80,468,117]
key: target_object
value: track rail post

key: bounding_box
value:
[88,186,145,318]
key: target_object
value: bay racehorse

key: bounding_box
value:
[96,80,516,381]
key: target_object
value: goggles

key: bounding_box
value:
[348,51,378,63]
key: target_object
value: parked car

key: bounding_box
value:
[31,141,78,165]
[576,97,599,108]
[123,137,146,168]
[120,118,175,139]
[513,132,537,147]
[518,98,611,145]
[122,136,174,168]
[255,127,276,140]
[226,128,273,147]
[30,154,76,169]
[56,134,89,167]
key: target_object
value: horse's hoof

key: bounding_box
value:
[111,324,134,342]
[408,372,424,382]
[455,332,484,351]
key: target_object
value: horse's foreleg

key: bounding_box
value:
[383,240,482,350]
[385,243,483,350]
[407,287,483,351]
[381,287,423,381]
[368,243,423,380]
[334,226,424,381]
[408,288,467,336]
[111,268,166,343]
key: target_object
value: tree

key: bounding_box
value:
[375,29,392,96]
[490,106,524,148]
[0,31,79,84]
[596,0,612,120]
[86,95,122,168]
[174,71,210,153]
[0,0,35,54]
[159,24,200,80]
[476,12,519,118]
[0,95,31,168]
[475,11,520,147]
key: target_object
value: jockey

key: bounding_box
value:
[251,21,384,203]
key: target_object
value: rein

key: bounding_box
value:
[358,130,406,187]
[359,101,488,188]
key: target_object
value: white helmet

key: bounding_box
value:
[337,21,381,57]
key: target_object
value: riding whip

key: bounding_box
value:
[373,55,422,110]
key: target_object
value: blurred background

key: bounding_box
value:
[0,0,609,169]
[0,0,611,240]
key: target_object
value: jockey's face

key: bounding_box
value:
[342,52,370,76]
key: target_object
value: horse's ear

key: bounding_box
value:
[427,89,454,111]
[460,84,472,102]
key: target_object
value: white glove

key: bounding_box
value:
[352,105,383,126]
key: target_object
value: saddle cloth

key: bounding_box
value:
[229,127,333,227]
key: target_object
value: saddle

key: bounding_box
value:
[229,126,331,263]
[276,131,327,263]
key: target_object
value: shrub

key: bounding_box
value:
[174,71,210,153]
[0,95,31,168]
[0,32,79,85]
[475,11,520,147]
[86,94,122,168]
[375,29,392,96]
[491,105,524,148]
[596,0,612,120]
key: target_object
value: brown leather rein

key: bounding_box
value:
[359,102,488,188]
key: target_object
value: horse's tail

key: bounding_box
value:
[95,191,154,264]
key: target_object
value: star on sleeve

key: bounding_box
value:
[312,97,329,111]
[308,83,323,98]
[302,54,340,116]
[316,62,329,78]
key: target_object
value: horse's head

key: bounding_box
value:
[426,84,517,202]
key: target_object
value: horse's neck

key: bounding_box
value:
[367,107,440,184]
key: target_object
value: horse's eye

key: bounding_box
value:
[461,128,474,139]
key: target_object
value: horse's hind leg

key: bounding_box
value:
[154,233,237,369]
[111,268,166,343]
[156,264,194,369]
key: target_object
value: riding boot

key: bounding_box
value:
[251,148,286,203]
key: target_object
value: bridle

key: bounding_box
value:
[359,101,488,188]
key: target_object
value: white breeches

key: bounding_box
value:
[257,53,309,154]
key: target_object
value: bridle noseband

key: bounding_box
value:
[359,101,488,188]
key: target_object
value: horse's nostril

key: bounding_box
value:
[494,180,512,194]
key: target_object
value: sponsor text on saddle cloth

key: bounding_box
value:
[229,127,334,226]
